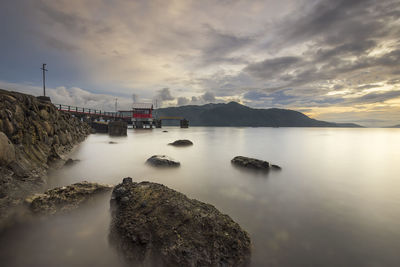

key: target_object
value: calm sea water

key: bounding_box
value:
[1,127,400,267]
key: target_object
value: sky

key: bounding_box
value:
[0,0,399,127]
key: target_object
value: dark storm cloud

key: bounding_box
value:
[274,0,395,47]
[37,1,88,34]
[199,25,254,65]
[243,91,268,100]
[234,0,400,105]
[244,57,302,79]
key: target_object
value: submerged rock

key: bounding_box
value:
[146,155,180,167]
[108,141,117,144]
[162,130,168,133]
[109,178,251,266]
[26,181,113,215]
[168,139,193,146]
[231,156,281,171]
[64,158,80,166]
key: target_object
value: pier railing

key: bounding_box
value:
[55,104,126,118]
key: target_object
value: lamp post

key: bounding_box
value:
[40,63,48,96]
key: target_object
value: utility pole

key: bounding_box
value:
[40,63,48,96]
[115,98,118,112]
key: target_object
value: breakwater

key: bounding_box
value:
[0,89,90,228]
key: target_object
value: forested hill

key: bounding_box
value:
[156,102,361,127]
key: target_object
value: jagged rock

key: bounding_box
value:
[231,156,281,171]
[168,139,193,146]
[0,132,15,166]
[27,181,113,215]
[109,178,251,266]
[146,155,180,167]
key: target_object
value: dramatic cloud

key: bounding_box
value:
[0,0,399,126]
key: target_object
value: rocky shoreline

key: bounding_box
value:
[0,89,91,228]
[0,88,254,266]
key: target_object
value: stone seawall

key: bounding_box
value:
[0,89,91,227]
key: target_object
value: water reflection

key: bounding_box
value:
[0,127,400,266]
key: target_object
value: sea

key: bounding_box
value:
[1,127,400,267]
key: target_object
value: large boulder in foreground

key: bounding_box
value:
[231,156,281,170]
[146,155,180,167]
[168,139,193,146]
[26,181,113,215]
[110,178,251,266]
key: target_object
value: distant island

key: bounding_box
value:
[385,124,400,128]
[156,102,362,127]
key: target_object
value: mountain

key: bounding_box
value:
[155,102,361,127]
[385,124,400,128]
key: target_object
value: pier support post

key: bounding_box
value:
[180,119,189,128]
[108,121,127,136]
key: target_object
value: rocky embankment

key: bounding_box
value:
[0,89,91,227]
[109,178,251,266]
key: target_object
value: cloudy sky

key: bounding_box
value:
[1,0,399,126]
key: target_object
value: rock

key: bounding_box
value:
[108,141,117,144]
[162,130,168,132]
[3,119,14,136]
[109,179,251,266]
[146,155,180,167]
[53,134,60,145]
[39,109,50,120]
[59,131,68,146]
[168,139,193,146]
[271,164,282,170]
[108,121,127,136]
[42,121,53,136]
[27,181,113,215]
[90,128,96,134]
[64,158,80,166]
[0,132,15,166]
[231,156,281,171]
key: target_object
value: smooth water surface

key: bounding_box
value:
[1,127,400,266]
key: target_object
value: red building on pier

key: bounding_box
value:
[119,103,154,128]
